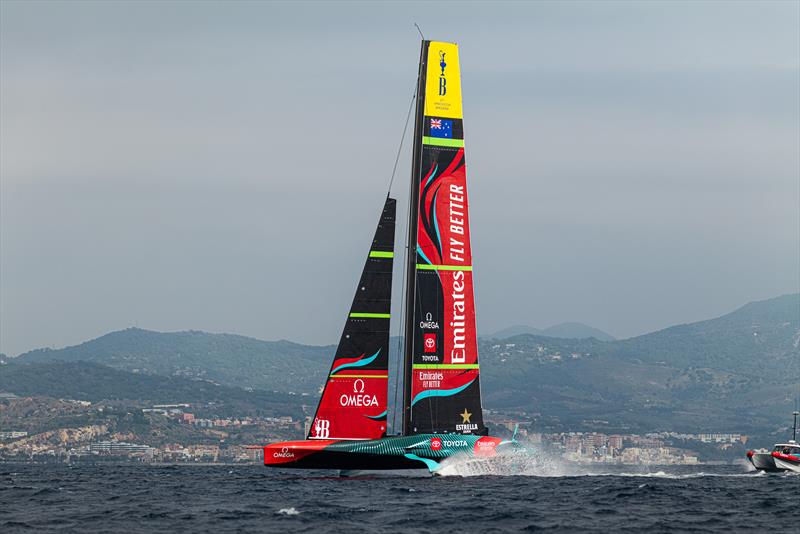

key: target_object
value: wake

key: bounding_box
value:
[434,448,778,478]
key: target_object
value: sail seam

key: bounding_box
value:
[416,264,472,271]
[422,136,464,147]
[412,364,479,369]
[329,374,389,378]
[369,251,394,258]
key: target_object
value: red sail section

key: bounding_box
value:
[308,198,395,440]
[310,368,388,440]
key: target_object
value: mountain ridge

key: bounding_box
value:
[484,322,616,341]
[0,360,305,421]
[16,328,333,393]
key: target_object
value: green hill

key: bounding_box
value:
[0,360,304,420]
[17,329,332,394]
[486,322,616,341]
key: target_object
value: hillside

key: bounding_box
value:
[11,294,799,434]
[17,329,332,394]
[485,322,616,341]
[0,360,304,420]
[480,294,799,432]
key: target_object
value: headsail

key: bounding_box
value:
[403,41,486,436]
[308,197,396,440]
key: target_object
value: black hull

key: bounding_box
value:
[278,450,424,471]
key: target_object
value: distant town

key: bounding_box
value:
[0,394,749,465]
[0,393,303,463]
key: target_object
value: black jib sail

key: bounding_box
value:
[402,41,487,436]
[307,197,396,440]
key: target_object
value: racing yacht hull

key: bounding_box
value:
[264,434,507,473]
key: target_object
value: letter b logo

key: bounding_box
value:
[439,76,446,96]
[315,418,330,438]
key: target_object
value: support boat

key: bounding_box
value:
[747,411,800,473]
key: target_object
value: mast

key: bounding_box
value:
[402,40,429,435]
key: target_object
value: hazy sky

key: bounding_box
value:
[1,1,798,356]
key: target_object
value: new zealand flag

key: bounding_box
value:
[429,118,452,139]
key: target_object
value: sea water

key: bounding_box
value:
[1,459,797,533]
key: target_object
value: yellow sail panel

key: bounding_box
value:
[424,41,462,119]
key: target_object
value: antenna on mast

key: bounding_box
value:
[414,22,425,41]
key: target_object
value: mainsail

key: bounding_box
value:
[307,197,396,440]
[402,41,486,436]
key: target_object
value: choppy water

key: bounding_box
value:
[1,460,797,533]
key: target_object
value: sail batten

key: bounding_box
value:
[402,41,486,436]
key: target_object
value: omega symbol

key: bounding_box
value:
[353,379,365,393]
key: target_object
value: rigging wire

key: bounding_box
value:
[391,195,411,434]
[389,90,418,434]
[386,91,416,196]
[389,35,426,432]
[388,81,420,433]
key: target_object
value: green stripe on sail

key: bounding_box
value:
[349,312,390,319]
[422,136,465,147]
[412,364,480,370]
[369,251,394,258]
[416,264,472,271]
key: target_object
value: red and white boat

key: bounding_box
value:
[770,442,800,473]
[747,411,800,473]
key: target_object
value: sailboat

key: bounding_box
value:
[263,40,514,473]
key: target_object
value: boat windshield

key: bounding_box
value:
[773,445,800,455]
